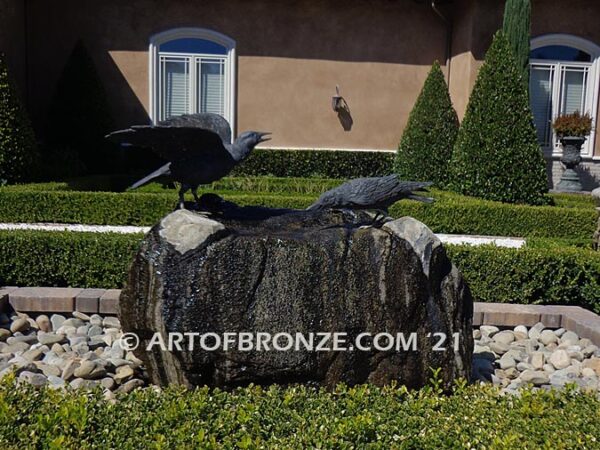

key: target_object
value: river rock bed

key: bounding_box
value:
[473,323,600,394]
[2,311,600,395]
[0,311,146,400]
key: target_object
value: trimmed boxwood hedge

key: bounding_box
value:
[447,245,600,314]
[1,230,600,313]
[231,149,395,178]
[0,187,595,239]
[0,230,141,288]
[0,377,599,448]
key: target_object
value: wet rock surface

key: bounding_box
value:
[120,209,473,390]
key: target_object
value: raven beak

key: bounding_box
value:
[258,132,272,143]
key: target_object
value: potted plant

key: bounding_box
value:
[552,111,593,192]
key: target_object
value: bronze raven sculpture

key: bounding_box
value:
[107,113,270,209]
[308,175,433,213]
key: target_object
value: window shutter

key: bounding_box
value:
[199,60,225,116]
[162,58,190,119]
[560,66,588,114]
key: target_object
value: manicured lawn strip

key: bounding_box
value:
[4,176,343,196]
[0,187,596,238]
[2,230,600,313]
[0,378,598,448]
[5,176,599,210]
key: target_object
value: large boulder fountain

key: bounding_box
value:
[120,204,473,389]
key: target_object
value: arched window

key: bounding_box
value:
[530,34,600,157]
[149,28,236,132]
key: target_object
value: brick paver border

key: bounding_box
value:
[1,287,599,344]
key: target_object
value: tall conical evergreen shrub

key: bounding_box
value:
[0,52,39,183]
[45,40,115,174]
[448,32,548,205]
[503,0,531,84]
[395,61,459,187]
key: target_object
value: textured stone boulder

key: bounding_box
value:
[120,208,473,389]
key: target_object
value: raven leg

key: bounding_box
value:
[178,184,190,209]
[191,186,201,207]
[372,209,390,227]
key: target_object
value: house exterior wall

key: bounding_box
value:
[0,0,27,98]
[24,0,447,151]
[4,0,600,188]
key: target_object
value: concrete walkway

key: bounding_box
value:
[0,222,527,248]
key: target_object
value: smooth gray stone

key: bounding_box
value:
[50,315,66,332]
[38,333,66,346]
[10,318,30,334]
[47,375,66,388]
[1,342,30,354]
[6,334,38,345]
[61,318,85,329]
[102,317,121,329]
[87,325,103,337]
[19,371,47,387]
[73,311,91,322]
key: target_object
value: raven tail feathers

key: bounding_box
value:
[128,163,172,190]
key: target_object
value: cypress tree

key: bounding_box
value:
[502,0,531,84]
[395,61,459,187]
[45,40,115,174]
[448,32,548,205]
[0,52,39,183]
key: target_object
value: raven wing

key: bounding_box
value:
[106,126,227,162]
[159,113,232,144]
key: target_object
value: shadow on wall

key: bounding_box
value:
[576,164,600,191]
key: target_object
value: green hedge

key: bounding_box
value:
[2,231,600,313]
[389,198,597,239]
[447,245,600,313]
[0,230,141,288]
[1,186,595,239]
[231,149,395,178]
[0,377,598,448]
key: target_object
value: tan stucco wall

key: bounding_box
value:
[25,0,446,150]
[15,0,600,160]
[0,0,27,98]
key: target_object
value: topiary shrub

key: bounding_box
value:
[44,40,116,176]
[448,32,548,205]
[502,0,531,85]
[395,61,458,187]
[0,52,39,183]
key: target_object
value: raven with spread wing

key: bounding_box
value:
[106,113,270,208]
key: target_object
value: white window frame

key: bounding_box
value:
[149,28,236,135]
[530,34,600,159]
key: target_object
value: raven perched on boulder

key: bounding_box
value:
[308,175,433,213]
[107,113,270,209]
